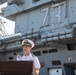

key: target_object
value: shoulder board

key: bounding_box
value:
[32,54,36,57]
[17,55,21,58]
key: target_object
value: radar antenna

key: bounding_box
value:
[0,17,8,36]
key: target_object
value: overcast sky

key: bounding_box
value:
[0,2,15,35]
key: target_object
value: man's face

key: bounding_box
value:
[22,45,32,52]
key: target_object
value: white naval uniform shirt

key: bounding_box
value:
[17,53,41,69]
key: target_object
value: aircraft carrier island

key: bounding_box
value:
[0,0,76,75]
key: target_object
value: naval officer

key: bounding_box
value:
[17,39,41,75]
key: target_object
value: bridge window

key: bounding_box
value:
[32,0,40,3]
[33,51,41,56]
[49,49,58,53]
[52,60,61,65]
[42,50,48,54]
[67,44,76,51]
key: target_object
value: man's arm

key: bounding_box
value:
[35,68,40,75]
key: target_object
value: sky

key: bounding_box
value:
[0,2,15,35]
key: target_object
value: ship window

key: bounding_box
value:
[8,57,13,60]
[14,53,17,55]
[33,51,41,56]
[67,44,76,51]
[32,0,40,3]
[42,50,48,54]
[40,62,45,67]
[49,49,58,53]
[52,60,61,65]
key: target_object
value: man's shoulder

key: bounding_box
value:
[31,54,39,60]
[16,55,22,60]
[31,54,36,57]
[31,54,37,58]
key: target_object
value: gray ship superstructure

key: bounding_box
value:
[0,0,76,75]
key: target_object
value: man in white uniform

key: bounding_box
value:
[17,39,41,75]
